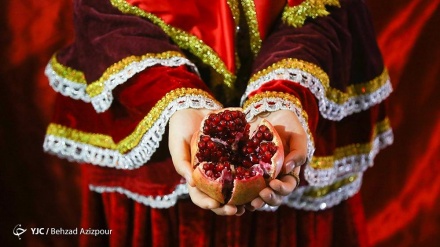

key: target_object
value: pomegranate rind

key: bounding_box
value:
[190,108,285,206]
[192,164,226,203]
[229,172,266,205]
[190,130,202,166]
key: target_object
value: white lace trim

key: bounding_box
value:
[45,56,199,113]
[243,97,315,167]
[89,184,189,209]
[241,68,393,121]
[87,173,361,211]
[43,95,221,169]
[283,173,363,211]
[44,64,91,102]
[87,141,390,211]
[304,128,394,186]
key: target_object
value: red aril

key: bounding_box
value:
[191,108,284,205]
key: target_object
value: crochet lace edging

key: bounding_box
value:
[242,68,392,121]
[45,56,199,113]
[43,95,221,169]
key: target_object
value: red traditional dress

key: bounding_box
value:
[44,0,393,246]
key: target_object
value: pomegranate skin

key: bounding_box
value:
[191,108,284,205]
[192,163,229,204]
[228,170,266,205]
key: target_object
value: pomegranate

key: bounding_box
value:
[191,108,284,205]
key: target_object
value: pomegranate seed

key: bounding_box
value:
[206,170,213,177]
[215,164,224,172]
[207,141,215,148]
[262,151,272,162]
[196,109,279,185]
[198,142,205,149]
[256,132,263,140]
[249,154,259,163]
[259,125,267,132]
[263,131,273,141]
[242,160,253,168]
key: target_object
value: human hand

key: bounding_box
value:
[168,108,245,216]
[245,110,308,210]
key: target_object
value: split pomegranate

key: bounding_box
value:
[191,108,284,205]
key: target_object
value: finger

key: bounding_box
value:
[187,185,221,209]
[168,112,197,185]
[245,197,266,211]
[235,205,246,216]
[284,133,308,172]
[271,166,301,194]
[169,138,194,185]
[259,187,284,206]
[266,110,308,172]
[211,204,240,216]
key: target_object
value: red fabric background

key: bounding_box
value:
[0,0,438,246]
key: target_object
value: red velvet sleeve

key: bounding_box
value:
[243,0,393,210]
[43,0,222,170]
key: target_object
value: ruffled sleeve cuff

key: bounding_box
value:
[45,51,199,113]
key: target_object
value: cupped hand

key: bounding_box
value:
[168,108,245,216]
[245,110,308,211]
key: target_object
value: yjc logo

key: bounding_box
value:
[13,224,27,240]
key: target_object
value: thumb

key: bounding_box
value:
[174,159,195,186]
[168,128,198,187]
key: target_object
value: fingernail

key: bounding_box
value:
[268,193,273,199]
[285,160,295,171]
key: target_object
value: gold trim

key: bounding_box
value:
[85,51,186,97]
[282,0,341,28]
[46,124,117,149]
[249,58,389,104]
[243,91,302,109]
[46,88,220,154]
[227,0,240,27]
[310,117,392,169]
[50,55,86,84]
[241,0,262,56]
[50,51,190,97]
[374,116,391,136]
[303,175,357,198]
[310,156,334,169]
[227,0,242,72]
[346,70,390,97]
[110,0,236,89]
